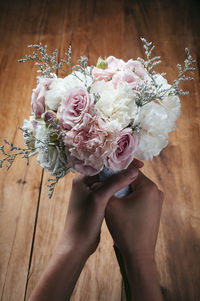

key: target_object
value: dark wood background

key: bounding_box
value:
[0,0,200,300]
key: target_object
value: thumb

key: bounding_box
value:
[96,163,139,203]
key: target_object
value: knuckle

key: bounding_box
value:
[72,175,82,186]
[106,198,116,212]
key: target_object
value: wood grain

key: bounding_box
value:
[0,0,200,300]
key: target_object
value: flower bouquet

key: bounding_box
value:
[0,38,195,300]
[0,38,195,198]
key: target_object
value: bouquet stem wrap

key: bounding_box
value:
[99,167,130,198]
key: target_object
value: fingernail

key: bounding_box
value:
[138,161,144,168]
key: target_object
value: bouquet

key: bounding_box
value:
[0,38,195,198]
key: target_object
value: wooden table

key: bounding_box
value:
[0,0,199,300]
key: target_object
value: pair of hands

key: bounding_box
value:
[29,158,164,301]
[61,158,164,264]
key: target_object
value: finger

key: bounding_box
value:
[90,182,103,191]
[130,170,157,191]
[83,174,101,186]
[132,158,144,169]
[130,170,142,191]
[95,164,139,203]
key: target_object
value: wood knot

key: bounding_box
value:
[17,179,27,185]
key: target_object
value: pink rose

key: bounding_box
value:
[59,87,93,130]
[106,128,138,171]
[92,67,115,81]
[112,71,142,89]
[31,78,53,118]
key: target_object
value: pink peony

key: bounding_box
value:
[59,87,93,130]
[106,128,138,171]
[31,78,53,118]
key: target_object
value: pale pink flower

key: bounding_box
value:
[93,56,147,89]
[125,59,147,78]
[92,67,115,81]
[31,78,53,118]
[106,128,138,171]
[59,87,93,130]
[64,114,116,175]
[112,71,142,89]
[106,56,125,71]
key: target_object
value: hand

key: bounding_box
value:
[59,162,139,258]
[105,170,164,261]
[29,163,139,301]
[105,169,164,301]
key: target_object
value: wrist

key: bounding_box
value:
[120,246,155,265]
[57,234,94,261]
[123,252,159,290]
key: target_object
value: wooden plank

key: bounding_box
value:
[0,1,47,300]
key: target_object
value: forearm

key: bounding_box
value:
[28,242,88,301]
[124,256,163,301]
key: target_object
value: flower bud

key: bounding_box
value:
[43,110,57,125]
